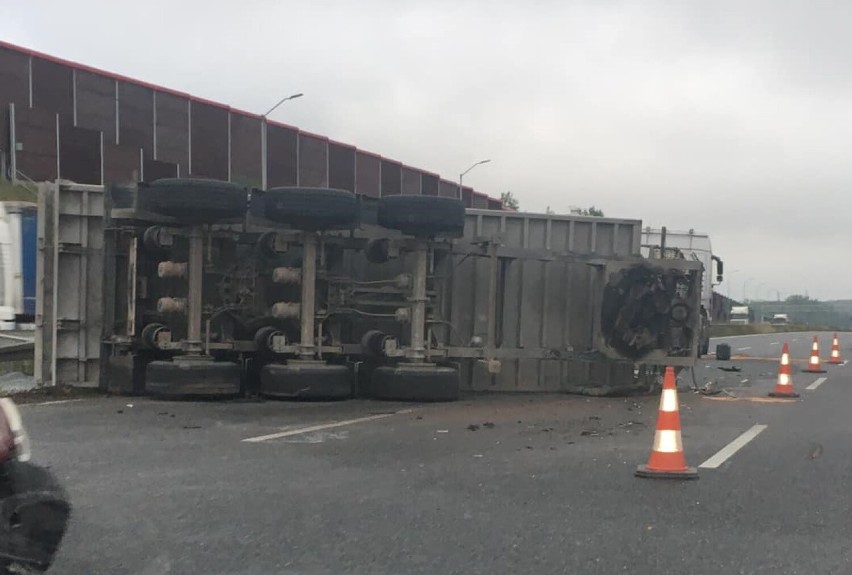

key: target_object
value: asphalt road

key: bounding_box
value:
[18,331,852,574]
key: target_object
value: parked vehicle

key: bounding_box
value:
[0,398,70,573]
[770,313,790,325]
[730,306,750,325]
[641,227,724,356]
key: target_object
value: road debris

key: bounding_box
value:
[809,443,823,460]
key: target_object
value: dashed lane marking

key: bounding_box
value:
[737,346,752,351]
[702,395,798,403]
[242,409,413,443]
[699,424,768,469]
[20,399,86,407]
[806,377,827,391]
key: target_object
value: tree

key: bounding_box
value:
[580,206,605,217]
[786,294,816,305]
[500,191,519,210]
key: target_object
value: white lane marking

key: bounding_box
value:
[699,424,768,469]
[710,333,784,341]
[806,377,827,391]
[770,342,780,346]
[791,339,798,342]
[242,409,412,443]
[20,399,85,407]
[737,346,752,351]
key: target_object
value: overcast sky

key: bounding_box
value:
[4,1,852,300]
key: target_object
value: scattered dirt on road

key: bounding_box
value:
[4,385,108,404]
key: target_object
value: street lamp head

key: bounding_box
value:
[262,92,305,118]
[460,159,493,182]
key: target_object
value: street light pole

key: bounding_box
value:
[261,93,303,190]
[743,277,754,303]
[726,269,740,299]
[458,159,491,199]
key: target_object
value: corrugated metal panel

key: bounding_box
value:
[31,57,73,121]
[355,151,380,197]
[36,182,104,387]
[103,142,140,184]
[400,166,421,195]
[154,90,188,168]
[298,133,329,187]
[58,125,101,184]
[267,124,298,187]
[143,159,178,180]
[75,70,116,142]
[472,192,489,209]
[14,107,57,181]
[439,179,457,198]
[0,47,29,154]
[461,186,474,207]
[422,172,439,196]
[230,113,262,187]
[380,160,401,196]
[328,142,355,192]
[190,101,228,180]
[117,81,153,155]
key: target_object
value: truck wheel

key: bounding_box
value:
[138,178,248,223]
[146,359,242,398]
[377,196,466,238]
[369,364,459,402]
[258,187,358,230]
[0,462,70,573]
[260,362,352,400]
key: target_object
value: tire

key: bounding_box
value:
[145,359,242,398]
[370,364,459,402]
[258,187,358,230]
[0,462,70,573]
[138,178,248,223]
[377,196,466,238]
[260,362,352,400]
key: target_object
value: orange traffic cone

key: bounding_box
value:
[636,367,698,479]
[804,336,827,374]
[769,342,800,398]
[829,333,843,365]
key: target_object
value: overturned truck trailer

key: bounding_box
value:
[35,180,703,400]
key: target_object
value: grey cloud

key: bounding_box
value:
[4,0,852,298]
